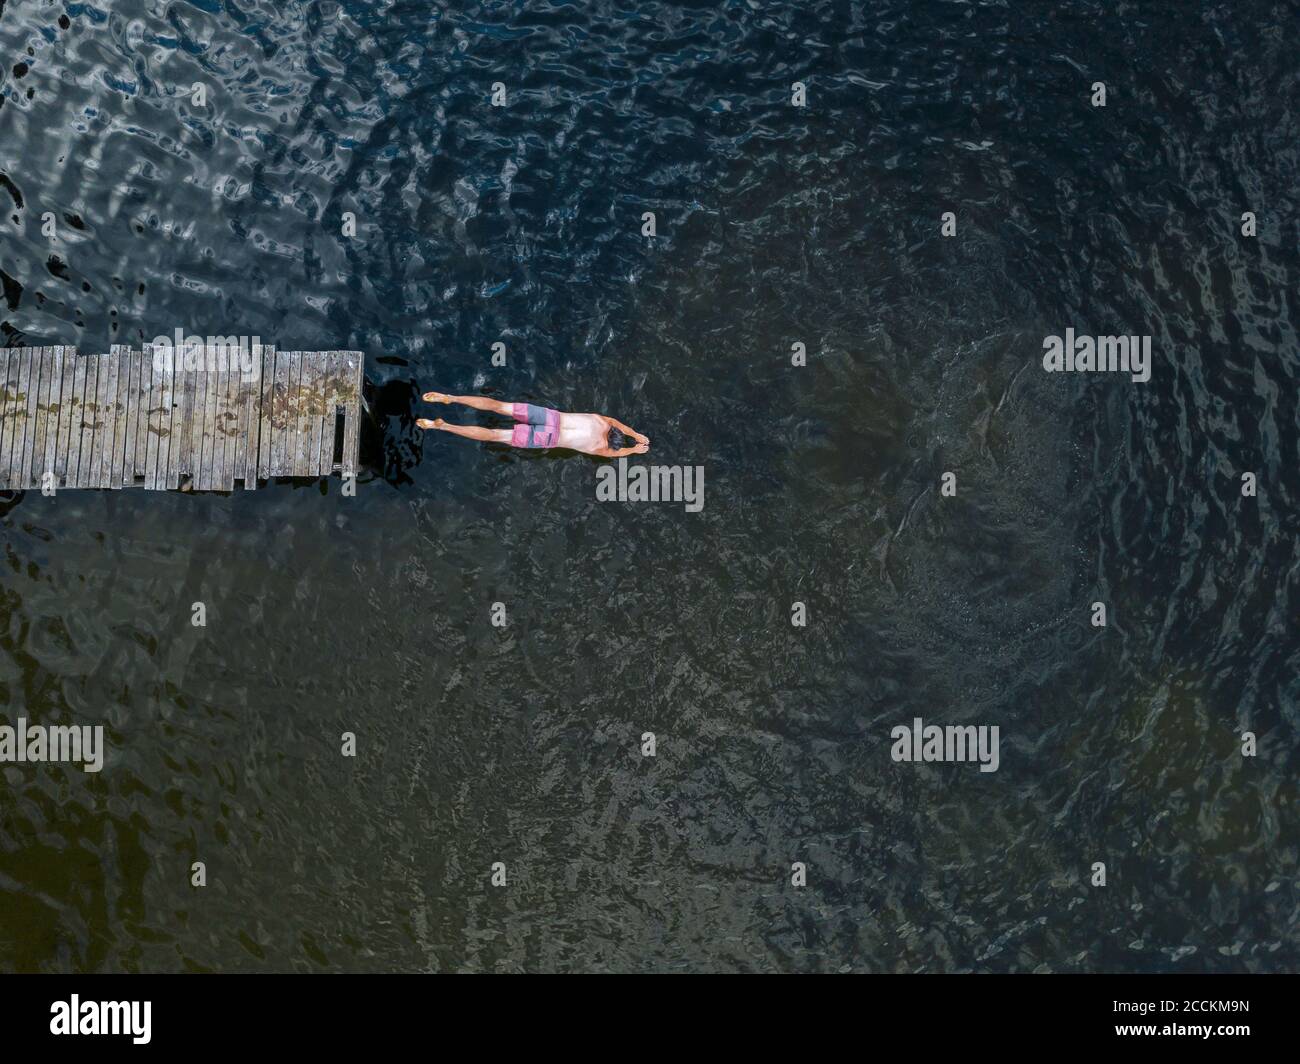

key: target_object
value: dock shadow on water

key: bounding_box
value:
[0,1,1296,971]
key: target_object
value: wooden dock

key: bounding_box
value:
[0,346,363,491]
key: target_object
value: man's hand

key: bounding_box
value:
[609,417,649,445]
[422,391,452,403]
[416,418,446,429]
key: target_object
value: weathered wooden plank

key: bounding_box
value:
[104,347,120,487]
[55,348,73,486]
[83,351,102,489]
[269,349,286,477]
[28,348,53,489]
[230,353,246,486]
[144,346,161,490]
[289,351,304,477]
[281,351,298,477]
[8,349,29,488]
[222,351,237,491]
[212,351,229,491]
[207,350,224,492]
[81,352,98,489]
[84,352,101,488]
[53,349,76,483]
[314,356,330,475]
[317,351,332,473]
[0,351,15,488]
[70,353,89,491]
[150,345,167,489]
[300,352,315,475]
[120,348,139,483]
[98,352,115,488]
[0,352,11,487]
[207,347,225,490]
[133,347,150,485]
[117,350,129,487]
[9,349,32,488]
[175,348,194,481]
[108,346,128,488]
[292,354,307,477]
[149,346,166,488]
[61,355,80,486]
[22,349,43,488]
[221,350,240,490]
[7,348,31,488]
[146,346,163,487]
[81,351,99,488]
[293,355,312,477]
[298,352,314,475]
[195,346,211,490]
[235,348,252,487]
[32,348,52,488]
[17,347,43,489]
[128,347,142,485]
[210,350,228,491]
[40,348,64,487]
[244,350,259,484]
[9,349,29,488]
[91,351,111,489]
[28,348,47,488]
[157,346,177,490]
[172,349,189,480]
[317,351,339,474]
[106,354,122,487]
[114,348,131,488]
[3,349,25,488]
[341,351,362,481]
[73,356,94,489]
[75,353,95,490]
[187,349,205,487]
[28,348,49,488]
[137,346,153,489]
[258,345,276,478]
[236,343,256,483]
[166,348,186,489]
[142,345,161,491]
[254,345,274,483]
[190,349,206,490]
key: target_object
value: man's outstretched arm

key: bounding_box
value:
[596,441,649,458]
[606,417,649,444]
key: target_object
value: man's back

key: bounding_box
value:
[557,412,613,456]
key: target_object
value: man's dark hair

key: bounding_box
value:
[606,427,629,450]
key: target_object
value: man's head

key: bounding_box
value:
[606,426,629,451]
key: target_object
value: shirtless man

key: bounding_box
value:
[417,392,649,457]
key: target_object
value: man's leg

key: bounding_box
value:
[422,392,514,416]
[417,418,513,444]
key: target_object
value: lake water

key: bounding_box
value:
[0,0,1296,972]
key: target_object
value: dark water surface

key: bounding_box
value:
[0,0,1296,972]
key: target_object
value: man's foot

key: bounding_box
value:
[416,418,446,430]
[422,391,452,403]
